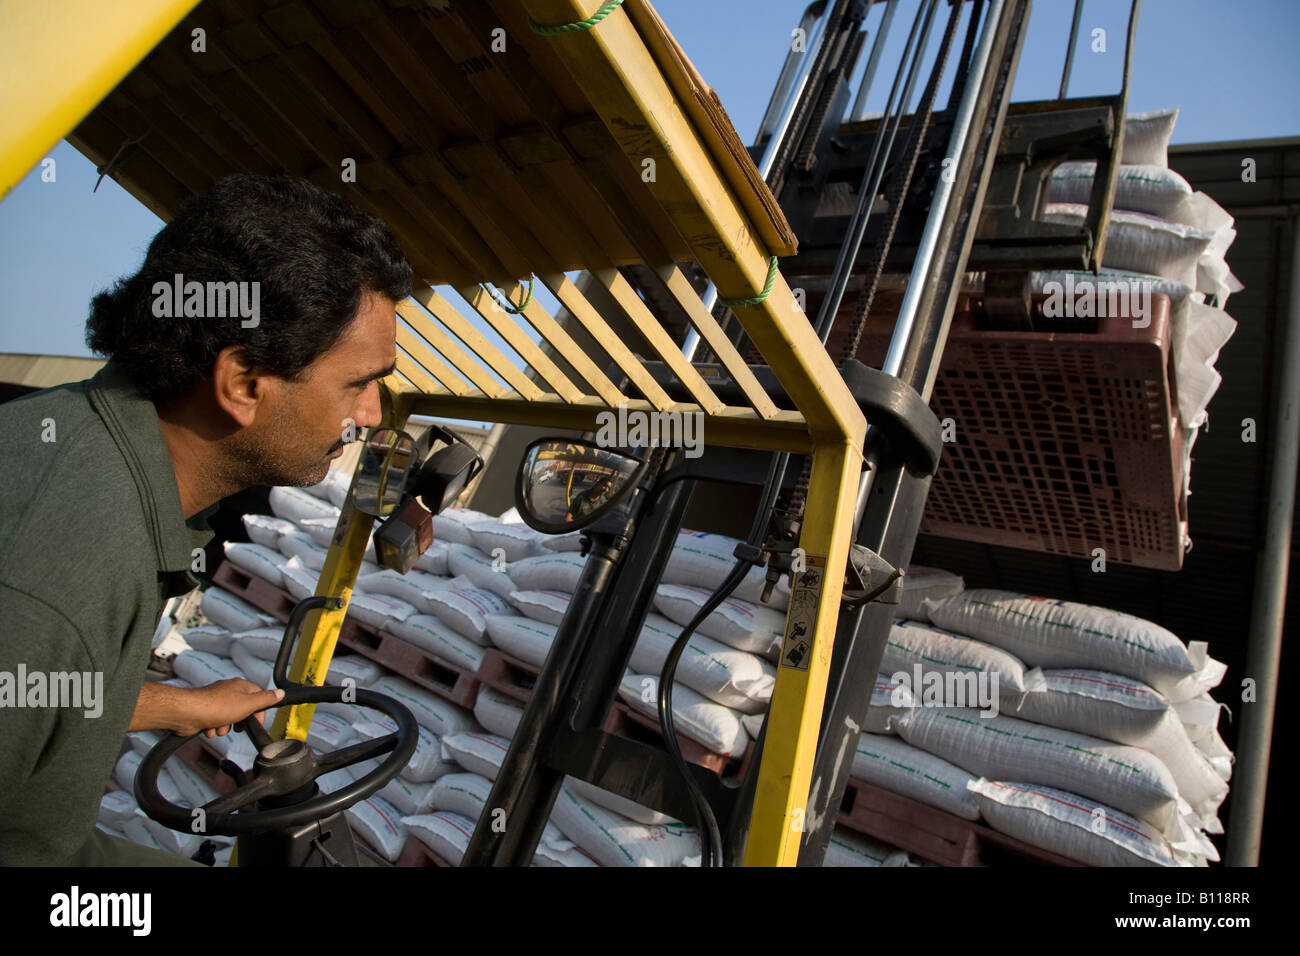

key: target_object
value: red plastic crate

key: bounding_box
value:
[837,293,1186,569]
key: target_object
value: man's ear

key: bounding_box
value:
[212,346,275,427]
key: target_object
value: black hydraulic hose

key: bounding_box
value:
[658,557,756,867]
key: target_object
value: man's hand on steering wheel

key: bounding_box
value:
[131,678,285,738]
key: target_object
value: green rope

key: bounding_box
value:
[717,256,780,309]
[529,0,625,36]
[93,142,140,193]
[481,275,534,314]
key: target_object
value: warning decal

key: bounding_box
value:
[780,555,826,671]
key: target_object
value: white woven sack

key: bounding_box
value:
[269,485,339,525]
[823,828,909,867]
[447,543,517,599]
[275,531,331,570]
[1173,301,1237,428]
[414,540,451,576]
[473,686,524,739]
[897,707,1181,838]
[385,614,486,673]
[303,467,352,508]
[1015,669,1227,831]
[241,513,297,549]
[896,566,964,621]
[127,730,161,757]
[378,776,438,816]
[230,642,273,687]
[201,587,275,633]
[864,672,914,735]
[470,521,544,563]
[369,675,478,738]
[660,529,790,607]
[298,516,377,563]
[1122,108,1178,166]
[426,586,516,644]
[550,780,699,867]
[345,796,407,862]
[567,778,676,826]
[539,531,585,552]
[508,552,587,592]
[353,716,455,783]
[533,822,600,867]
[923,590,1205,698]
[654,584,785,660]
[347,592,418,631]
[114,751,184,806]
[440,732,510,779]
[430,771,495,824]
[166,753,219,809]
[430,508,491,546]
[1041,203,1213,289]
[229,627,283,662]
[1046,162,1194,219]
[219,541,287,587]
[618,674,749,758]
[507,589,571,625]
[355,569,449,614]
[968,779,1193,867]
[484,615,557,668]
[172,650,246,687]
[1175,694,1234,781]
[179,625,232,656]
[98,791,139,829]
[402,811,475,864]
[126,815,202,858]
[884,618,1042,696]
[326,655,384,688]
[852,732,980,820]
[629,612,774,713]
[305,711,356,752]
[278,557,319,601]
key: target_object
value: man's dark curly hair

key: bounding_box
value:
[86,174,412,403]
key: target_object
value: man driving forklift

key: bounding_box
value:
[0,174,412,865]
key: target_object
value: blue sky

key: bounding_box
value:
[1,0,1296,360]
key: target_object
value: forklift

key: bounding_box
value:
[2,0,1144,866]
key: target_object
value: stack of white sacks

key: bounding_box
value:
[104,467,1231,868]
[104,471,765,865]
[1036,107,1240,537]
[855,563,1234,867]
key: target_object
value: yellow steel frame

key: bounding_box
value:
[0,0,201,201]
[3,0,869,866]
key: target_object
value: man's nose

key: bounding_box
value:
[353,381,384,430]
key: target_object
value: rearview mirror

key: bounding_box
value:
[515,439,647,533]
[353,427,416,518]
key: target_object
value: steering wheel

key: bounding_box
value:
[135,597,418,837]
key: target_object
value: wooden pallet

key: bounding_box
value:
[837,777,1080,867]
[475,648,539,704]
[393,835,452,868]
[338,618,480,709]
[212,560,297,623]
